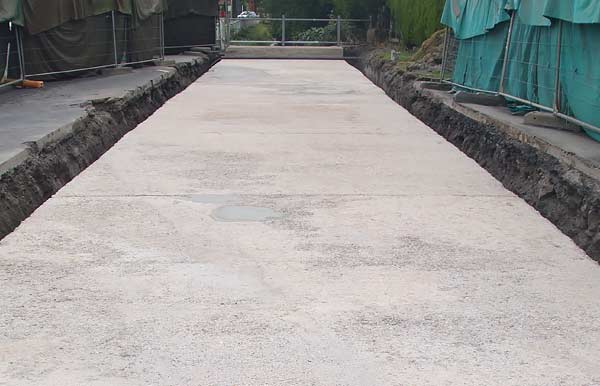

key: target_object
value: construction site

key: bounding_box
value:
[2,0,600,384]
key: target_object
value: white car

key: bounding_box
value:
[237,11,258,18]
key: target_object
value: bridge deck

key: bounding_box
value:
[2,60,600,385]
[225,45,345,59]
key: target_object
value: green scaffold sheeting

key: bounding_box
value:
[451,21,509,91]
[560,22,600,140]
[0,0,23,25]
[544,0,600,24]
[442,0,600,141]
[133,0,168,21]
[20,0,167,35]
[441,0,510,39]
[22,0,132,34]
[165,0,218,20]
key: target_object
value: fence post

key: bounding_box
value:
[160,12,165,59]
[337,16,341,45]
[440,27,450,82]
[15,26,25,81]
[553,20,563,113]
[499,11,515,94]
[281,15,286,46]
[111,11,119,67]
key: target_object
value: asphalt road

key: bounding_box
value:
[1,60,600,385]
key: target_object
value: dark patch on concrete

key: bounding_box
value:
[0,54,221,240]
[211,206,284,222]
[346,47,600,262]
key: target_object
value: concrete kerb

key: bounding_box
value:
[0,54,221,239]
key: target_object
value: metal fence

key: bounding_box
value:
[229,16,371,46]
[0,23,24,89]
[0,12,219,85]
[440,12,600,136]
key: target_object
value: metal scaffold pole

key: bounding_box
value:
[111,11,119,67]
[281,15,286,46]
[498,11,515,94]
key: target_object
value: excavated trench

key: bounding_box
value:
[346,47,600,262]
[4,49,600,264]
[0,54,220,239]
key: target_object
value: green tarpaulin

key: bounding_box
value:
[164,1,217,51]
[21,13,127,78]
[165,0,218,20]
[14,0,166,35]
[544,0,600,24]
[450,21,508,92]
[22,0,132,34]
[442,0,600,140]
[164,13,215,52]
[0,0,23,25]
[19,0,168,79]
[441,0,510,39]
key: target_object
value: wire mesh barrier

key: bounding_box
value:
[1,12,216,84]
[20,13,119,79]
[114,13,163,66]
[441,11,600,137]
[164,15,217,53]
[0,22,23,89]
[229,16,370,46]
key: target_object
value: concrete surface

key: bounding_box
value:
[0,55,201,168]
[524,111,580,132]
[1,60,600,385]
[421,85,600,177]
[225,45,344,59]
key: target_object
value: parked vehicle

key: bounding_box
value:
[237,11,258,18]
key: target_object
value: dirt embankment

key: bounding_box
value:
[347,48,600,262]
[0,54,220,239]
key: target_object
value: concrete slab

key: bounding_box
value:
[2,59,600,385]
[0,55,201,168]
[524,111,580,132]
[225,45,344,59]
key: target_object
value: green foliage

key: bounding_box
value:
[331,0,385,18]
[294,21,364,43]
[233,23,273,42]
[387,0,445,46]
[295,23,337,42]
[256,0,445,46]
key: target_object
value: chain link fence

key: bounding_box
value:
[440,12,600,137]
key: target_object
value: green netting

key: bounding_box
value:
[21,0,132,34]
[0,0,23,25]
[543,0,600,24]
[502,20,557,108]
[442,0,600,141]
[452,21,508,91]
[441,0,510,39]
[133,0,168,22]
[165,0,218,20]
[559,22,600,140]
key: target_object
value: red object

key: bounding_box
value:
[247,0,256,11]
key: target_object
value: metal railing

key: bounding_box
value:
[440,12,600,135]
[229,16,371,46]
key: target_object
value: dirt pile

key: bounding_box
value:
[407,29,445,72]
